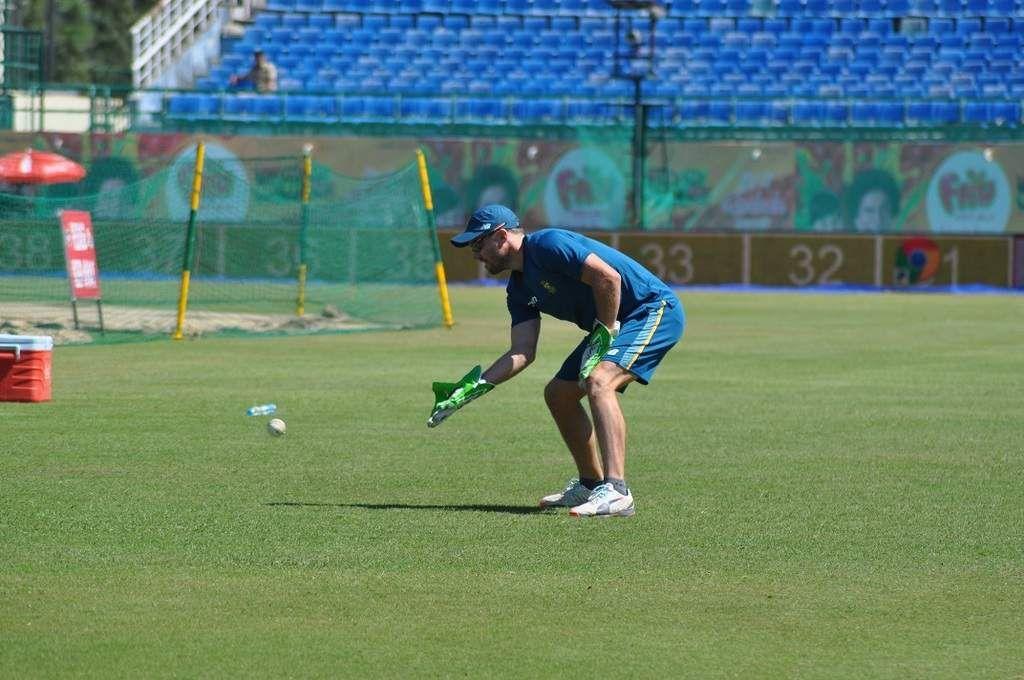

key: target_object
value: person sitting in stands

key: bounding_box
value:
[229,49,278,93]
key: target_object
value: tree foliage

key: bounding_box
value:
[8,0,156,85]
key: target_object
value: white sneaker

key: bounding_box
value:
[569,483,635,518]
[539,478,594,508]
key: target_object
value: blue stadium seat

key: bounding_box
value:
[455,98,505,124]
[824,101,849,125]
[252,15,278,29]
[338,97,365,120]
[762,18,787,34]
[734,100,768,126]
[222,94,282,121]
[566,99,617,125]
[167,94,221,120]
[830,0,857,11]
[399,97,451,123]
[363,14,387,31]
[361,97,397,121]
[860,0,885,14]
[284,95,338,122]
[776,0,802,15]
[646,103,674,128]
[851,101,877,126]
[707,100,733,125]
[667,0,698,14]
[938,0,964,14]
[929,18,955,35]
[512,100,565,124]
[448,0,479,9]
[444,14,469,30]
[877,101,904,126]
[281,13,306,29]
[990,101,1021,125]
[792,100,823,124]
[957,17,982,33]
[905,100,931,125]
[308,14,331,29]
[962,101,991,124]
[677,100,709,125]
[930,100,960,124]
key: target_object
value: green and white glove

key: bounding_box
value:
[427,365,495,428]
[579,320,620,382]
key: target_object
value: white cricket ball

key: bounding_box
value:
[267,418,286,436]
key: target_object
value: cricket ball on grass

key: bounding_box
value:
[267,418,286,436]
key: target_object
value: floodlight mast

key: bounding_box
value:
[606,0,663,230]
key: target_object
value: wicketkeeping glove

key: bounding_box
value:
[579,320,620,383]
[427,365,495,428]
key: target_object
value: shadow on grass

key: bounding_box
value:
[266,501,546,515]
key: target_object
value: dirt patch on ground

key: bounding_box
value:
[0,303,372,344]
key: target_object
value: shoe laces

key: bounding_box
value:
[589,483,616,501]
[562,478,582,493]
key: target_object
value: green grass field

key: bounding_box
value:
[2,286,1022,678]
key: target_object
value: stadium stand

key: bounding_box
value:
[165,0,1024,129]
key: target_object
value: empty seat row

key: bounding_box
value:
[251,11,1024,33]
[265,0,622,14]
[165,93,1024,127]
[263,0,1024,16]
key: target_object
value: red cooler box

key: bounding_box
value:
[0,334,53,402]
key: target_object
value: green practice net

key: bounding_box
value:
[0,151,444,343]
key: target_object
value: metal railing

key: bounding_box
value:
[131,0,225,89]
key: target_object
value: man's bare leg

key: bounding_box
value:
[584,361,635,481]
[544,378,602,480]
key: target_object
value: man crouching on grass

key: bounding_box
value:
[428,205,685,518]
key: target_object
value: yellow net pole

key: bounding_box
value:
[296,143,313,316]
[172,141,205,340]
[415,148,454,329]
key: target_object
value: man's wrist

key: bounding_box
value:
[596,320,620,337]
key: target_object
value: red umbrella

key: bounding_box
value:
[0,148,86,185]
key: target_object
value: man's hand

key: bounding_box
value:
[428,365,495,428]
[579,320,620,383]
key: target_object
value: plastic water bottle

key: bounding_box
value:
[246,403,277,416]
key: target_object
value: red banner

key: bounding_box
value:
[60,210,101,299]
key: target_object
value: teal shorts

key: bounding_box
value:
[557,296,685,386]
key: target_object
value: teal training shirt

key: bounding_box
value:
[506,229,675,331]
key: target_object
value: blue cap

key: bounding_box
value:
[451,204,520,247]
